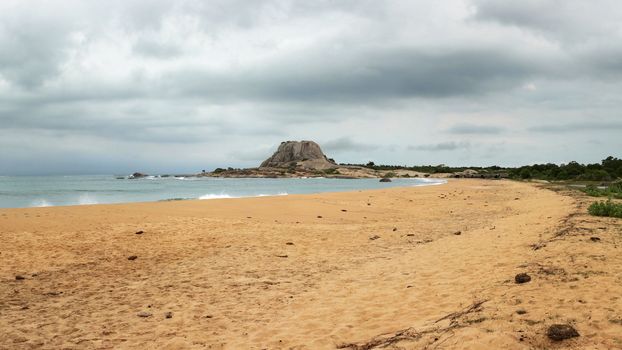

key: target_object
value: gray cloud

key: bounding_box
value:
[528,121,622,133]
[446,123,506,135]
[0,0,621,174]
[409,141,471,152]
[322,137,379,153]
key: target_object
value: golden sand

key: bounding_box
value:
[1,179,621,349]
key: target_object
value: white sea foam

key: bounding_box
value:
[199,193,234,200]
[198,192,289,200]
[31,199,52,207]
[78,194,98,205]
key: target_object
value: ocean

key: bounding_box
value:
[0,175,446,208]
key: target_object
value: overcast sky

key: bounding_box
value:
[1,0,621,175]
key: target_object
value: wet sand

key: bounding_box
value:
[1,179,621,349]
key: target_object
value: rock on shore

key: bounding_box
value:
[260,141,336,170]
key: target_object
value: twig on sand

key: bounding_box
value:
[434,299,489,324]
[337,300,489,350]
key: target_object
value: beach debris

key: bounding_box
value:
[135,230,144,235]
[515,273,532,284]
[516,309,527,315]
[453,231,462,235]
[127,255,138,261]
[137,311,152,318]
[165,312,173,319]
[286,242,294,245]
[275,254,288,258]
[547,324,579,341]
[369,235,381,240]
[590,236,601,242]
[15,275,25,281]
[379,178,392,182]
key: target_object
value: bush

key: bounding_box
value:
[588,200,622,218]
[520,168,532,179]
[580,182,622,199]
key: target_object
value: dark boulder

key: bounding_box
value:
[515,273,531,284]
[547,324,579,341]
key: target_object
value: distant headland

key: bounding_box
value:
[123,140,621,183]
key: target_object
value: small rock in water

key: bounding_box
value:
[547,324,579,341]
[135,230,144,235]
[590,237,601,242]
[164,312,173,319]
[369,235,381,241]
[379,178,392,182]
[128,255,138,261]
[453,231,462,235]
[137,311,152,318]
[515,273,531,284]
[15,275,25,281]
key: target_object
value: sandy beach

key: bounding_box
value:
[1,179,621,349]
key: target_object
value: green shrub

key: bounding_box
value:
[580,183,622,199]
[588,200,622,218]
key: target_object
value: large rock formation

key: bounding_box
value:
[260,141,336,170]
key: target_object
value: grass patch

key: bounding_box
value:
[588,199,622,218]
[580,182,622,199]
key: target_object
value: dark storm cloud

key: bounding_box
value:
[167,48,537,102]
[446,123,506,134]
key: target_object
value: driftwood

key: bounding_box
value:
[337,300,489,350]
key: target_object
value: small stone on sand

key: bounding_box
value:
[137,311,152,318]
[454,231,462,235]
[516,309,527,315]
[165,312,173,319]
[135,230,143,235]
[590,236,601,242]
[515,273,531,284]
[369,235,380,240]
[15,275,25,280]
[128,255,138,261]
[547,324,579,341]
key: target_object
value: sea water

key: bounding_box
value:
[0,175,446,208]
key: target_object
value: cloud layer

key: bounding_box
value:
[1,0,620,174]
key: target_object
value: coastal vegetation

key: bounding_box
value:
[341,156,622,182]
[588,200,622,218]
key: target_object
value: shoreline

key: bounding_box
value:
[2,179,620,348]
[0,176,447,210]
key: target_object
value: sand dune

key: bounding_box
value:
[1,179,621,349]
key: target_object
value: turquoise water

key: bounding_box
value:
[0,175,446,208]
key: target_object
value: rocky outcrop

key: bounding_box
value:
[260,141,336,170]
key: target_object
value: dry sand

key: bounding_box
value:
[1,179,622,349]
